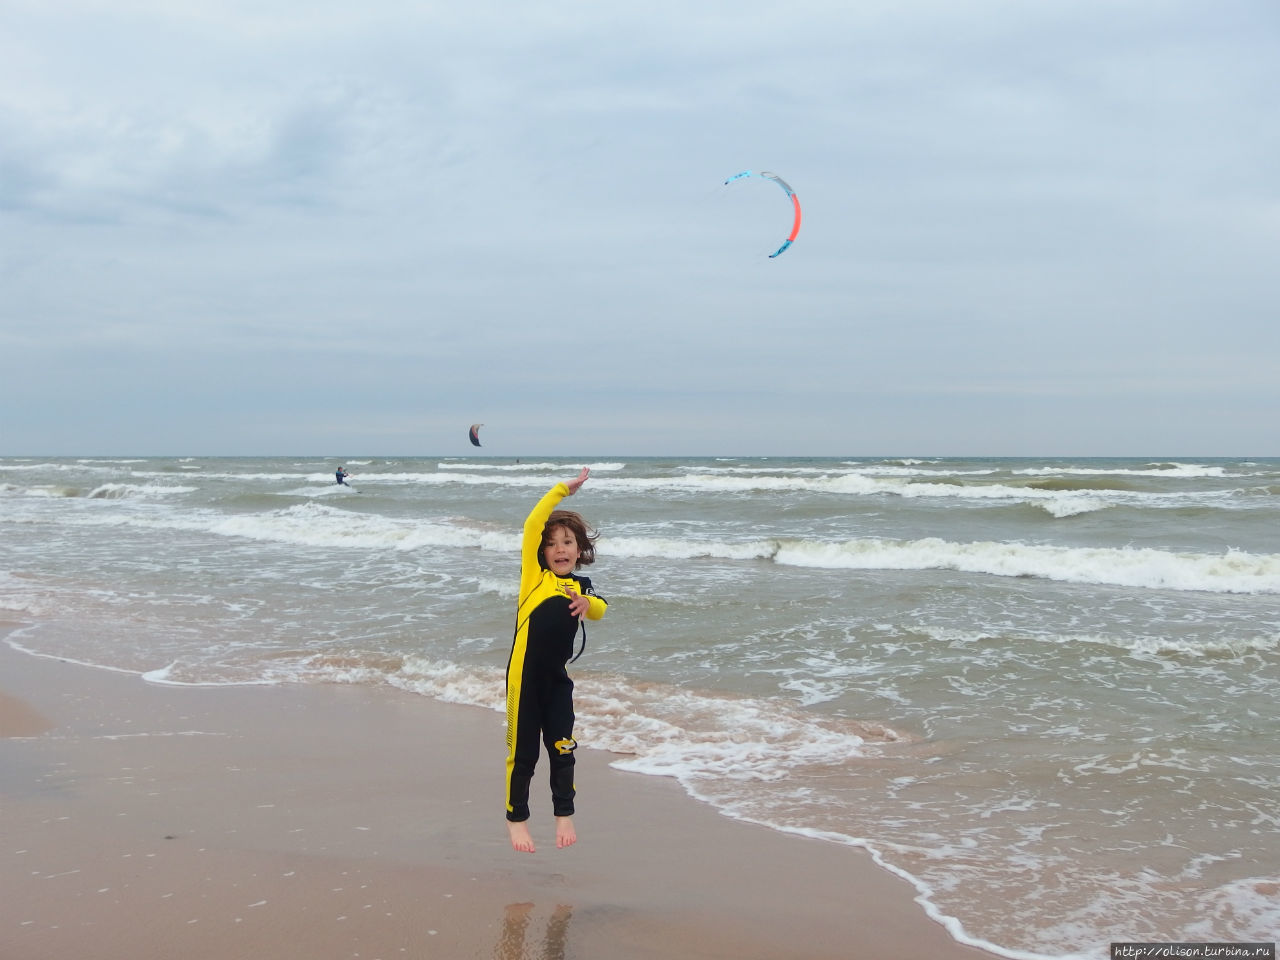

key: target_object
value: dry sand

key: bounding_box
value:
[1,626,996,960]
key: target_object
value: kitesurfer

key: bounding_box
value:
[335,467,351,486]
[504,467,607,854]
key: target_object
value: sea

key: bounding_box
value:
[2,455,1277,958]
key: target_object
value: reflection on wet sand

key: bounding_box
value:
[495,902,573,960]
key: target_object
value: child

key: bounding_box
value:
[504,467,608,853]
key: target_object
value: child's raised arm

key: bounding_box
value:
[566,467,590,496]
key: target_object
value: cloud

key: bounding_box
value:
[1,0,1277,455]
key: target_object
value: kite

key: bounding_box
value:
[469,423,483,447]
[724,170,802,258]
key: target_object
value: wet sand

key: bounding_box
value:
[1,627,996,960]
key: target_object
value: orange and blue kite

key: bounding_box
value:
[724,170,802,258]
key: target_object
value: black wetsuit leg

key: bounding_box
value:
[507,682,543,823]
[542,673,576,817]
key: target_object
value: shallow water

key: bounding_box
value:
[3,454,1278,958]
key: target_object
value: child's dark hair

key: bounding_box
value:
[539,510,598,569]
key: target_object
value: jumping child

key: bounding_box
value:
[504,467,607,853]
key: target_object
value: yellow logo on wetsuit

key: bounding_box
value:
[554,738,577,755]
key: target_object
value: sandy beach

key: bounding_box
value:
[1,625,996,960]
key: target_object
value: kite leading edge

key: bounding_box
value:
[724,169,802,258]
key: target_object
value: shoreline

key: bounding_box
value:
[1,625,998,960]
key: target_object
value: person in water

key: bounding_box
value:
[335,467,350,486]
[505,467,607,853]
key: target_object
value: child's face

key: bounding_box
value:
[542,524,581,576]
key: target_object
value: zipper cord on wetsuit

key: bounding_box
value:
[568,622,586,664]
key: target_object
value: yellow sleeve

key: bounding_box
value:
[584,594,607,621]
[520,482,569,599]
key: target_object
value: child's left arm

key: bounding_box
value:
[566,584,607,620]
[582,591,607,621]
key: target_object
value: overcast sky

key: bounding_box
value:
[2,0,1277,457]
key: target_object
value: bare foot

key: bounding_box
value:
[555,816,577,849]
[507,820,536,853]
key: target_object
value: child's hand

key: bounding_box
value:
[565,585,591,618]
[566,467,590,495]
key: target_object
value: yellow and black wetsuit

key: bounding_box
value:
[504,482,607,823]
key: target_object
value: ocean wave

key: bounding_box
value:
[99,463,1263,512]
[683,462,998,478]
[603,532,1280,594]
[769,537,1280,594]
[692,460,1240,484]
[205,503,520,553]
[1,482,197,500]
[1022,477,1138,492]
[1,461,84,471]
[438,460,564,471]
[605,535,775,561]
[1035,495,1112,518]
[0,483,81,498]
[87,483,198,499]
[143,463,1127,505]
[913,625,1280,662]
[437,460,626,472]
[1013,462,1232,479]
[603,472,1197,510]
[281,469,622,488]
[130,470,321,482]
[120,469,540,486]
[46,500,1280,595]
[1187,877,1280,944]
[0,574,62,618]
[1120,633,1280,659]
